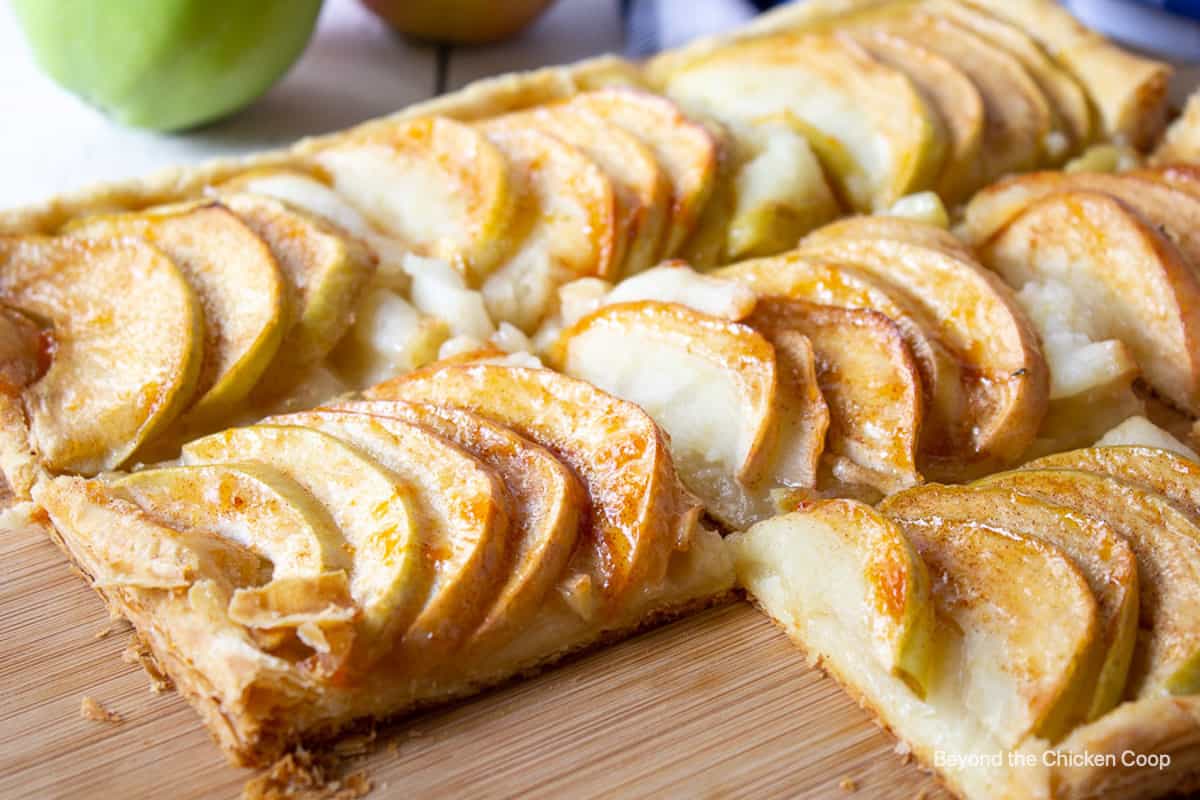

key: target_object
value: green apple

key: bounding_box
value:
[361,0,555,44]
[12,0,323,131]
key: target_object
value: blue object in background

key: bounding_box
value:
[1066,1,1200,60]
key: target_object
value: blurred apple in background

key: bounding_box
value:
[361,0,557,44]
[11,0,324,131]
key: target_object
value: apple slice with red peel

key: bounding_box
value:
[978,191,1200,413]
[883,483,1137,725]
[323,399,582,651]
[0,235,203,475]
[364,363,699,609]
[310,116,516,281]
[748,296,922,495]
[549,300,823,529]
[976,468,1200,697]
[70,202,288,427]
[565,89,721,257]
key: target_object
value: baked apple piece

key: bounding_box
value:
[365,364,699,607]
[220,193,376,388]
[796,223,1049,476]
[565,88,720,257]
[977,191,1200,414]
[0,235,203,476]
[180,424,431,662]
[882,483,1137,724]
[474,124,618,331]
[976,468,1200,697]
[325,399,583,651]
[603,262,757,321]
[70,203,288,427]
[657,31,945,211]
[308,116,515,281]
[549,300,826,529]
[484,104,670,277]
[747,296,922,495]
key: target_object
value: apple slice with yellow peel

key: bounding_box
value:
[728,499,935,695]
[263,410,509,656]
[883,483,1137,725]
[549,300,821,529]
[365,363,699,606]
[180,424,428,660]
[327,399,583,651]
[33,475,265,591]
[880,486,1100,747]
[799,213,973,259]
[795,231,1049,476]
[221,193,376,387]
[70,203,287,427]
[875,12,1052,185]
[310,116,515,282]
[659,31,944,211]
[975,468,1200,697]
[749,296,922,495]
[475,125,619,332]
[1028,446,1200,526]
[978,191,1200,413]
[930,0,1094,155]
[0,235,202,474]
[111,464,349,578]
[486,104,670,277]
[566,88,721,257]
[850,29,983,202]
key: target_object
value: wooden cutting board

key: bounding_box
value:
[0,520,949,799]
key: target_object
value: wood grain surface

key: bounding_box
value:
[0,519,948,799]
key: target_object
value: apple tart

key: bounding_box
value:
[0,0,1189,790]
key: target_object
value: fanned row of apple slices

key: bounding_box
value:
[962,164,1200,452]
[0,198,376,486]
[731,443,1200,800]
[647,0,1169,216]
[34,362,732,765]
[540,217,1048,527]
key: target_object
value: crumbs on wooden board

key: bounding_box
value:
[839,777,858,792]
[121,632,173,693]
[80,696,122,724]
[243,746,372,800]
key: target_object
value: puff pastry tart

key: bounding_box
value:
[0,0,1190,790]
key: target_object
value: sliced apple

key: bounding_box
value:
[310,116,515,281]
[748,296,922,495]
[326,399,582,651]
[487,104,670,277]
[850,29,983,201]
[70,203,287,426]
[549,300,817,529]
[110,464,349,578]
[364,363,698,605]
[0,304,43,392]
[728,499,935,695]
[1152,91,1200,166]
[1095,416,1200,462]
[929,0,1093,157]
[871,11,1052,186]
[603,262,757,321]
[796,230,1049,476]
[1028,446,1200,527]
[475,125,618,332]
[329,286,449,389]
[565,88,721,257]
[223,169,376,239]
[978,191,1200,413]
[261,410,508,655]
[33,474,265,591]
[221,193,376,386]
[659,31,944,211]
[883,483,1137,724]
[880,486,1100,746]
[180,424,428,659]
[799,213,975,259]
[976,468,1200,697]
[0,235,203,473]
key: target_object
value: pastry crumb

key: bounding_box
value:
[243,747,372,800]
[122,633,173,694]
[80,696,122,724]
[839,777,858,792]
